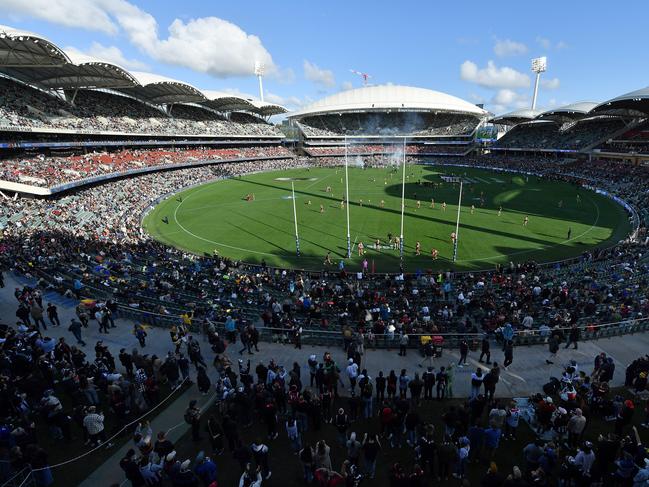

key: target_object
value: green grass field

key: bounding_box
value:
[143,164,631,272]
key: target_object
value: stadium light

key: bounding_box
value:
[254,62,265,102]
[530,56,547,110]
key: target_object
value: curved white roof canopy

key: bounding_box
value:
[116,71,206,104]
[1,51,139,90]
[0,25,287,113]
[290,85,487,119]
[201,90,287,116]
[0,25,70,66]
[489,109,543,125]
[536,102,599,123]
[591,86,649,117]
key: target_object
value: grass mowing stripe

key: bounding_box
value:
[143,165,630,272]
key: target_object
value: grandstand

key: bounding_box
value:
[490,93,649,158]
[288,85,487,157]
[0,25,287,148]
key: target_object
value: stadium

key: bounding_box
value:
[0,13,648,487]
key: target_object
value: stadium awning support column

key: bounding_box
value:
[291,181,300,256]
[399,136,406,259]
[452,181,463,262]
[344,135,351,258]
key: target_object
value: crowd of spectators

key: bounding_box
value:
[0,146,293,188]
[111,341,649,487]
[0,149,647,485]
[0,153,645,352]
[297,112,479,138]
[596,120,649,154]
[304,145,468,157]
[0,78,282,138]
[495,117,626,151]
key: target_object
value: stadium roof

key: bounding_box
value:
[117,71,206,104]
[0,25,69,66]
[0,24,286,113]
[489,109,543,125]
[536,102,599,123]
[0,51,139,90]
[591,86,649,117]
[290,85,487,119]
[201,90,287,116]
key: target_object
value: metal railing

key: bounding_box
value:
[115,304,649,349]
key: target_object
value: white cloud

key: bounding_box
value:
[303,60,335,88]
[536,36,567,50]
[536,36,551,50]
[65,42,149,70]
[0,0,118,34]
[265,92,308,109]
[0,0,278,78]
[460,60,530,89]
[489,89,530,113]
[341,81,353,91]
[494,38,527,57]
[540,77,560,90]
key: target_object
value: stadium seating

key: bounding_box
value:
[297,112,479,137]
[0,146,294,188]
[0,77,283,138]
[495,117,626,151]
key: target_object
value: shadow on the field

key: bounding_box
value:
[235,177,592,249]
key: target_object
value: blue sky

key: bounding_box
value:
[2,0,649,114]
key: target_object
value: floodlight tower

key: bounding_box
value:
[254,62,265,102]
[530,56,547,110]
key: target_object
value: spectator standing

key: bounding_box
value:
[546,334,559,365]
[398,369,411,399]
[120,449,145,487]
[135,324,147,348]
[375,371,386,402]
[479,336,491,364]
[299,443,315,483]
[565,325,580,349]
[96,308,109,334]
[503,342,514,368]
[505,402,520,440]
[46,303,61,327]
[31,301,47,330]
[567,409,586,447]
[470,368,484,400]
[185,400,202,441]
[398,332,409,356]
[362,433,381,479]
[83,406,109,447]
[346,359,359,393]
[459,339,469,366]
[422,367,436,400]
[68,318,86,346]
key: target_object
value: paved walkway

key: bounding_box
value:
[1,272,648,485]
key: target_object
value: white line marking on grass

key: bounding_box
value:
[173,188,275,256]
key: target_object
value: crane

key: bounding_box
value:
[350,69,372,86]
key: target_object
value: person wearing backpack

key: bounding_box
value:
[184,399,202,441]
[334,408,350,446]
